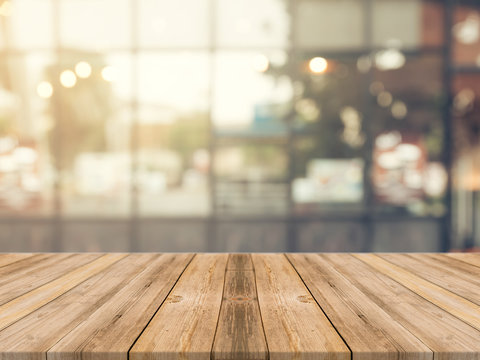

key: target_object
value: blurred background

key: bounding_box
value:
[0,0,479,252]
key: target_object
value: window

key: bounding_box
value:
[0,0,455,252]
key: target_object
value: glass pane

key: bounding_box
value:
[52,52,132,217]
[7,0,54,49]
[291,56,366,138]
[295,0,364,49]
[213,51,291,136]
[452,73,480,249]
[292,152,365,213]
[371,54,447,216]
[421,0,445,48]
[289,56,366,213]
[216,0,290,47]
[60,0,131,50]
[214,142,288,216]
[0,53,55,215]
[139,0,209,47]
[137,52,210,216]
[373,0,422,48]
[452,4,480,66]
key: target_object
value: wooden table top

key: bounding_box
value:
[0,253,479,360]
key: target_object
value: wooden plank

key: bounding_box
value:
[212,254,267,360]
[0,254,160,360]
[444,253,480,268]
[48,253,193,360]
[130,254,228,360]
[327,254,480,359]
[0,253,61,292]
[287,253,432,360]
[0,253,126,332]
[354,253,480,332]
[0,253,102,305]
[0,253,34,269]
[252,254,350,360]
[378,253,480,306]
[225,253,254,271]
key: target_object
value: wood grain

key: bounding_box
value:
[354,253,480,332]
[0,253,479,360]
[212,254,268,360]
[0,253,34,268]
[48,253,194,360]
[252,254,350,360]
[287,253,432,360]
[329,253,480,359]
[0,253,126,332]
[0,253,101,306]
[0,254,156,360]
[444,253,480,268]
[378,253,480,306]
[130,254,228,360]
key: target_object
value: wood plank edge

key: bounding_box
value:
[283,253,353,357]
[0,253,127,334]
[124,254,197,358]
[249,254,271,360]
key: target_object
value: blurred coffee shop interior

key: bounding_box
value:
[1,0,480,253]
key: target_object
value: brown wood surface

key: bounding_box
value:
[48,253,194,360]
[130,254,228,360]
[0,253,102,306]
[0,253,479,360]
[0,253,34,268]
[354,253,480,332]
[252,253,350,360]
[287,253,432,360]
[212,254,267,360]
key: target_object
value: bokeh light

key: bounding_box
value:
[251,54,269,72]
[60,70,77,88]
[75,61,92,79]
[101,66,116,82]
[309,57,328,74]
[36,81,53,99]
[377,91,393,107]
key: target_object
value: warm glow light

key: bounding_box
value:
[60,70,77,88]
[75,61,92,79]
[377,91,393,107]
[309,57,328,74]
[375,49,405,71]
[391,100,407,119]
[453,14,480,45]
[251,54,269,72]
[101,66,116,82]
[0,1,12,17]
[36,81,53,99]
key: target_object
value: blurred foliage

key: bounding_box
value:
[167,112,209,169]
[265,56,367,178]
[46,51,113,170]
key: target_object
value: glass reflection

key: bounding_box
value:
[213,51,291,136]
[0,54,55,215]
[453,5,480,66]
[51,52,132,216]
[217,0,289,47]
[137,53,210,216]
[60,0,130,50]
